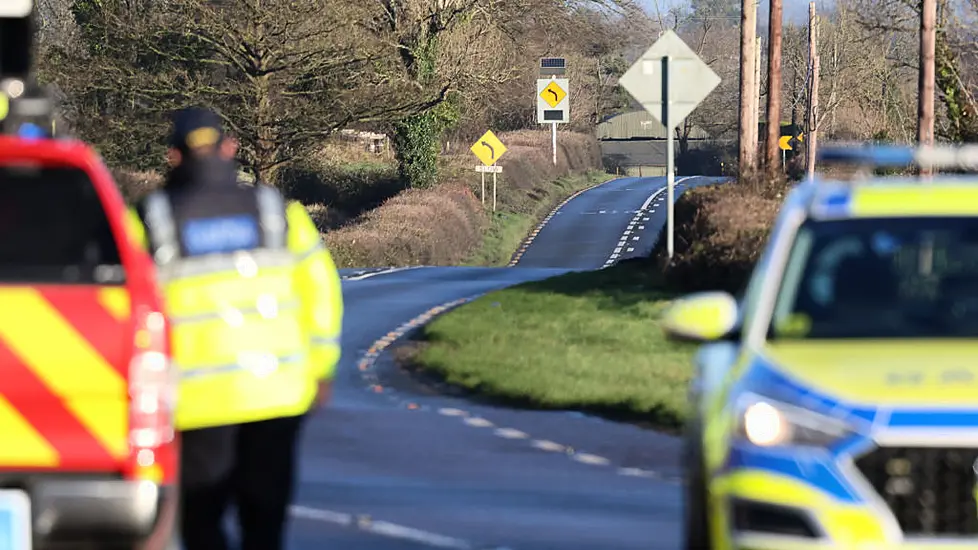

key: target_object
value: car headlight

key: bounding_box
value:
[736,393,853,448]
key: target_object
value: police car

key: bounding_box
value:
[664,144,978,550]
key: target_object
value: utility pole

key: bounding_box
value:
[738,0,758,174]
[918,0,936,175]
[752,37,761,157]
[764,0,784,174]
[805,2,820,178]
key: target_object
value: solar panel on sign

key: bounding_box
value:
[540,58,565,68]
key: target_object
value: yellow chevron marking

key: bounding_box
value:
[98,288,132,321]
[0,394,58,466]
[0,289,128,458]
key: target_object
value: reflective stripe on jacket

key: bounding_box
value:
[128,185,343,430]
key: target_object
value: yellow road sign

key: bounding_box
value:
[797,132,805,142]
[540,80,567,109]
[778,135,792,151]
[470,130,507,166]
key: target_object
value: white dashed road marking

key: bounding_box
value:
[602,177,694,268]
[574,453,612,466]
[507,176,620,266]
[349,177,685,486]
[463,417,494,428]
[494,428,530,439]
[532,440,567,452]
[353,299,678,485]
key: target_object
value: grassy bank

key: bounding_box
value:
[405,258,698,428]
[464,170,613,266]
[405,178,785,430]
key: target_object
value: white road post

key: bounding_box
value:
[480,171,485,205]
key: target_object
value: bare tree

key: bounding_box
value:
[919,0,936,156]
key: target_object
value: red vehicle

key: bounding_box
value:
[0,134,179,549]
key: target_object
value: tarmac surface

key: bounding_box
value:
[283,175,725,549]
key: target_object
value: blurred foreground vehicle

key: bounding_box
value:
[0,85,179,549]
[665,144,978,550]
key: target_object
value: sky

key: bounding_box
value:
[640,0,830,24]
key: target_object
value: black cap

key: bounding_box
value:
[169,107,224,152]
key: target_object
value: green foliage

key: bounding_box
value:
[390,28,463,189]
[392,111,440,190]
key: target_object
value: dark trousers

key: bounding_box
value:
[179,414,306,550]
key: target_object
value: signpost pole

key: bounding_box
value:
[492,171,498,212]
[551,122,557,166]
[664,55,675,260]
[481,171,486,205]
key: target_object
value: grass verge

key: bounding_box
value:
[403,258,698,429]
[463,170,614,266]
[402,177,784,431]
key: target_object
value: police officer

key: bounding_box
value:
[126,107,344,550]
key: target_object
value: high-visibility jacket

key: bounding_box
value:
[125,184,343,431]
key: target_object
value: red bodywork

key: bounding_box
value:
[0,135,178,484]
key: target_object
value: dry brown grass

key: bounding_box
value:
[304,137,396,170]
[107,130,602,269]
[324,129,602,268]
[659,181,780,294]
[324,182,486,267]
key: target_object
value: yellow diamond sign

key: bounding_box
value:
[540,81,567,109]
[470,130,507,166]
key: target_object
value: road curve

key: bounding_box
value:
[284,176,725,550]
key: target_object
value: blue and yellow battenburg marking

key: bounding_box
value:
[720,345,978,503]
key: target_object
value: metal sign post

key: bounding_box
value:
[537,58,569,165]
[662,56,675,259]
[475,164,503,211]
[551,122,557,166]
[618,30,721,260]
[492,171,498,212]
[470,130,507,211]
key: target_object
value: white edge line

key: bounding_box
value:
[509,175,623,267]
[602,176,696,269]
[343,265,425,281]
[290,505,476,549]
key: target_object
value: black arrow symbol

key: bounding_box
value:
[481,141,495,159]
[548,88,559,102]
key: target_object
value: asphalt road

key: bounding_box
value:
[281,175,725,550]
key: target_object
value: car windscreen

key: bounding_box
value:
[770,217,978,339]
[0,163,125,284]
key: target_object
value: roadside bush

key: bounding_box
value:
[325,130,603,267]
[324,183,486,267]
[107,130,602,268]
[658,180,780,294]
